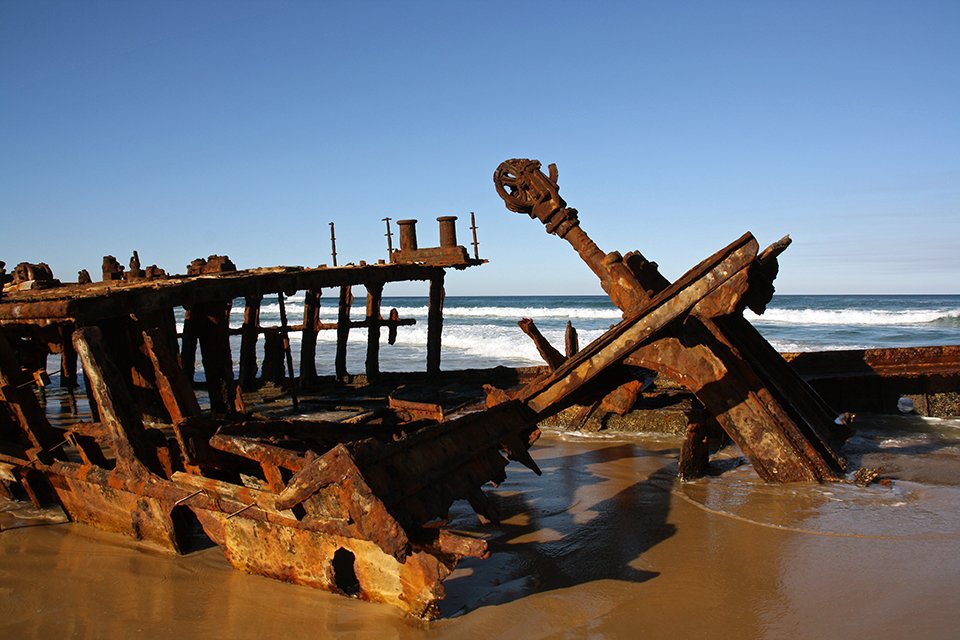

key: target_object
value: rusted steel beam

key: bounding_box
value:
[277,292,299,411]
[0,328,66,455]
[388,394,445,422]
[427,273,444,375]
[194,301,235,414]
[238,295,261,390]
[784,345,960,377]
[142,327,201,423]
[335,285,352,379]
[365,283,384,378]
[519,234,756,414]
[72,326,165,479]
[518,318,566,371]
[0,263,462,327]
[299,289,321,384]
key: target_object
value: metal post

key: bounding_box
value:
[470,212,480,259]
[329,222,338,267]
[383,217,393,258]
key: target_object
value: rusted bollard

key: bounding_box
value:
[397,220,418,252]
[437,216,458,247]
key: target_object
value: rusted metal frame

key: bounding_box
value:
[43,465,185,551]
[179,305,199,383]
[72,326,166,479]
[335,285,352,379]
[427,272,444,375]
[142,327,202,423]
[329,222,338,266]
[784,345,960,378]
[494,158,849,482]
[388,395,445,422]
[37,458,321,550]
[57,323,78,388]
[238,295,261,391]
[208,430,311,473]
[518,318,566,370]
[0,263,460,324]
[365,281,385,379]
[625,327,839,482]
[277,292,299,411]
[37,455,367,543]
[310,317,416,331]
[349,401,540,527]
[274,444,410,558]
[124,310,180,424]
[714,314,847,465]
[193,300,236,414]
[195,435,416,559]
[519,234,757,415]
[299,289,321,384]
[470,211,480,259]
[0,328,67,456]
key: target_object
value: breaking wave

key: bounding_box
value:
[746,307,960,327]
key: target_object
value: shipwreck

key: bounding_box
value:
[1,161,958,618]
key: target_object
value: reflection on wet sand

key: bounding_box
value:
[3,416,959,639]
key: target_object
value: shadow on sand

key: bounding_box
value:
[439,441,679,616]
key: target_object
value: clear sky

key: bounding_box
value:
[2,1,958,296]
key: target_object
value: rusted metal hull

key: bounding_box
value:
[0,229,520,618]
[0,275,530,620]
[784,345,960,417]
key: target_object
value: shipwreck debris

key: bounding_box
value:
[0,216,517,618]
[493,158,848,483]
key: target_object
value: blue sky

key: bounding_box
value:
[2,1,957,296]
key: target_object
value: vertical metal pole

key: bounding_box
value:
[470,212,480,259]
[330,222,338,267]
[383,217,393,259]
[335,285,352,379]
[278,292,299,412]
[426,271,444,375]
[365,283,384,379]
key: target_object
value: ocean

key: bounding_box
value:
[216,294,960,376]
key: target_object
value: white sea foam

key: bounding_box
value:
[441,306,621,320]
[180,295,960,372]
[746,307,960,326]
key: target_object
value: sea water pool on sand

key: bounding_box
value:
[2,414,959,640]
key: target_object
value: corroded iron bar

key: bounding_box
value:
[335,285,352,379]
[238,295,261,390]
[365,282,384,378]
[518,318,565,371]
[426,273,444,374]
[72,326,164,478]
[300,289,321,384]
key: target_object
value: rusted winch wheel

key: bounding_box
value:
[494,158,541,214]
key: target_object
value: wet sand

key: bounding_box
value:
[3,415,959,639]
